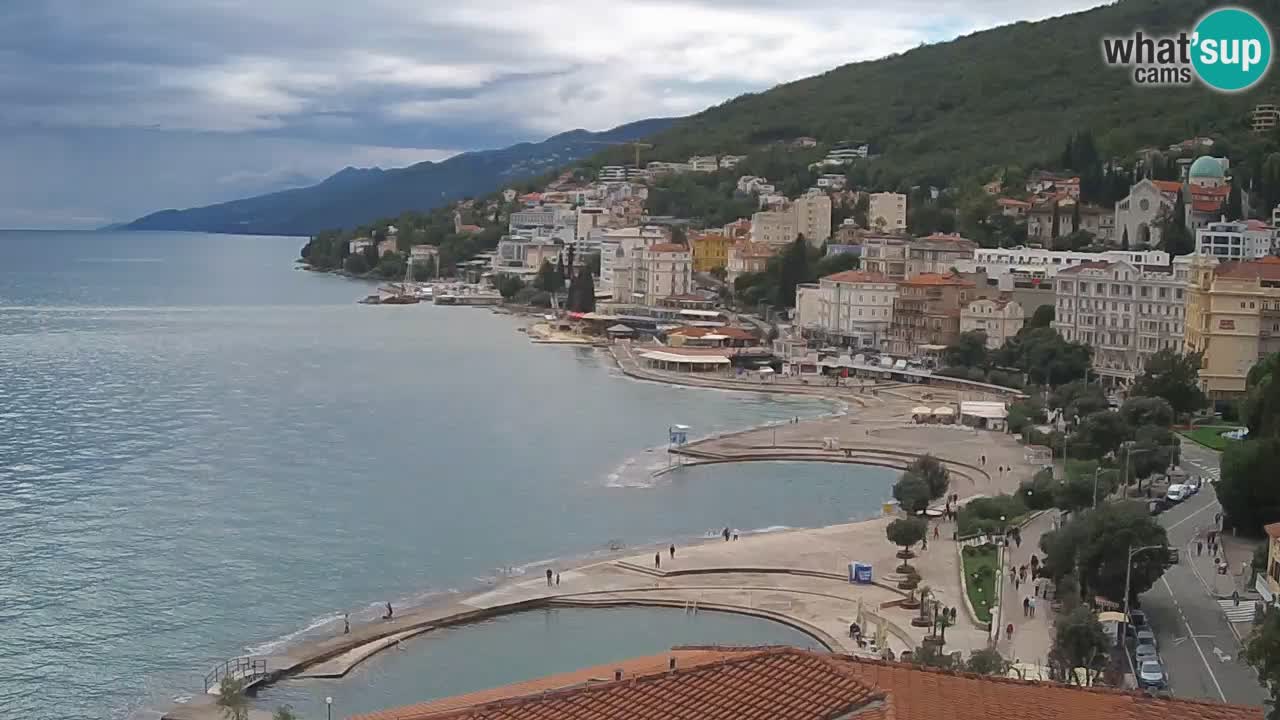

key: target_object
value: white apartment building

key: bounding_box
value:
[600,226,668,298]
[631,243,693,305]
[800,270,898,349]
[954,246,1171,289]
[1052,257,1192,384]
[575,206,609,248]
[751,209,799,246]
[509,207,575,243]
[961,297,1026,349]
[859,234,909,280]
[599,166,628,182]
[816,174,847,190]
[869,192,907,233]
[719,155,746,169]
[821,143,870,166]
[1195,219,1277,260]
[689,156,720,172]
[793,190,832,246]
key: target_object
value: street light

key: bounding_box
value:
[1092,467,1106,508]
[1122,544,1166,628]
[326,696,333,720]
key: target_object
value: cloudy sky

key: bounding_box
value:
[1,1,1106,229]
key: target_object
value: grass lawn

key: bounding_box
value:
[1179,426,1243,452]
[961,544,998,624]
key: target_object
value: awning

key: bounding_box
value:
[933,407,955,415]
[960,401,1008,420]
[701,334,729,341]
[911,406,932,415]
[640,351,731,365]
[606,324,634,333]
[757,366,775,373]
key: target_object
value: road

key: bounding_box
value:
[1136,440,1267,706]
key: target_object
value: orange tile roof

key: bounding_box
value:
[996,198,1030,207]
[1265,522,1280,539]
[350,647,1261,720]
[1152,180,1184,194]
[823,270,891,284]
[1216,256,1280,281]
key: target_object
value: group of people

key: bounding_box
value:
[977,455,1014,478]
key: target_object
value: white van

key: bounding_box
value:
[1165,484,1187,503]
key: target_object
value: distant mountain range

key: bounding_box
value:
[123,118,675,236]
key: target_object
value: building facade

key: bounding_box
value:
[906,233,977,276]
[726,241,776,281]
[1185,255,1280,398]
[1115,179,1181,248]
[600,226,668,298]
[750,210,799,246]
[961,297,1026,349]
[888,274,979,357]
[796,270,898,349]
[1195,219,1277,260]
[955,246,1170,289]
[859,234,909,280]
[792,191,832,246]
[631,243,693,305]
[690,232,730,272]
[868,192,907,233]
[1053,258,1191,384]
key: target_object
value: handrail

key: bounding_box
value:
[204,656,268,693]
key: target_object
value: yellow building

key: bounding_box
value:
[1262,523,1280,604]
[1185,255,1280,399]
[690,232,730,273]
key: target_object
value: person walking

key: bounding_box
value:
[343,613,350,635]
[1022,596,1030,617]
[669,544,676,559]
[1196,540,1203,556]
[555,572,561,586]
[1006,623,1014,641]
[933,524,940,540]
[546,569,553,586]
[1029,596,1037,618]
[654,552,661,569]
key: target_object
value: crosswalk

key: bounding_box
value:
[1186,459,1221,482]
[1218,598,1259,623]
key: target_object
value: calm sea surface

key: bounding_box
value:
[0,231,894,719]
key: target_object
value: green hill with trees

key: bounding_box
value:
[588,0,1280,191]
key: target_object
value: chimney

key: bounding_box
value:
[669,657,677,672]
[614,669,623,681]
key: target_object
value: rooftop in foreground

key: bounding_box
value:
[348,646,1261,720]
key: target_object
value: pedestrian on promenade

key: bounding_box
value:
[1006,623,1014,641]
[1023,596,1030,617]
[343,613,350,634]
[921,535,928,551]
[733,532,739,541]
[1197,540,1203,556]
[1029,596,1037,618]
[555,572,561,586]
[933,524,940,540]
[980,454,986,467]
[1030,554,1039,572]
[1009,567,1017,583]
[1013,575,1020,591]
[723,527,731,542]
[655,553,661,569]
[384,602,394,620]
[669,544,676,559]
[546,569,553,586]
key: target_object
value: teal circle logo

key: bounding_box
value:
[1192,7,1272,92]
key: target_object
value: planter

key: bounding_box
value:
[911,616,933,628]
[900,591,921,604]
[896,562,916,574]
[897,550,916,560]
[921,634,944,647]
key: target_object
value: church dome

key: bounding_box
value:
[1188,156,1226,179]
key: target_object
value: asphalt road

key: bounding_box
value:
[1135,440,1267,706]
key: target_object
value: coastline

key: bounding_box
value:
[159,324,1028,720]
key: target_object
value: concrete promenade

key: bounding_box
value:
[164,360,1037,720]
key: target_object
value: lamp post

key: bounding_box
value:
[1122,544,1166,628]
[1092,467,1105,508]
[326,696,333,720]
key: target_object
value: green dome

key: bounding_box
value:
[1189,156,1225,179]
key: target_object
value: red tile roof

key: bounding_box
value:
[1152,180,1184,195]
[1215,256,1280,281]
[996,198,1030,207]
[349,647,1261,720]
[823,270,891,284]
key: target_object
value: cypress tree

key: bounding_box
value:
[1121,227,1130,250]
[1051,202,1061,239]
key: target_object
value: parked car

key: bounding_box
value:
[1148,498,1171,516]
[1138,659,1167,689]
[1135,628,1157,649]
[1187,477,1202,496]
[1165,484,1188,503]
[1129,610,1149,631]
[1135,641,1159,664]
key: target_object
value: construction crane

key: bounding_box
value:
[580,140,654,168]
